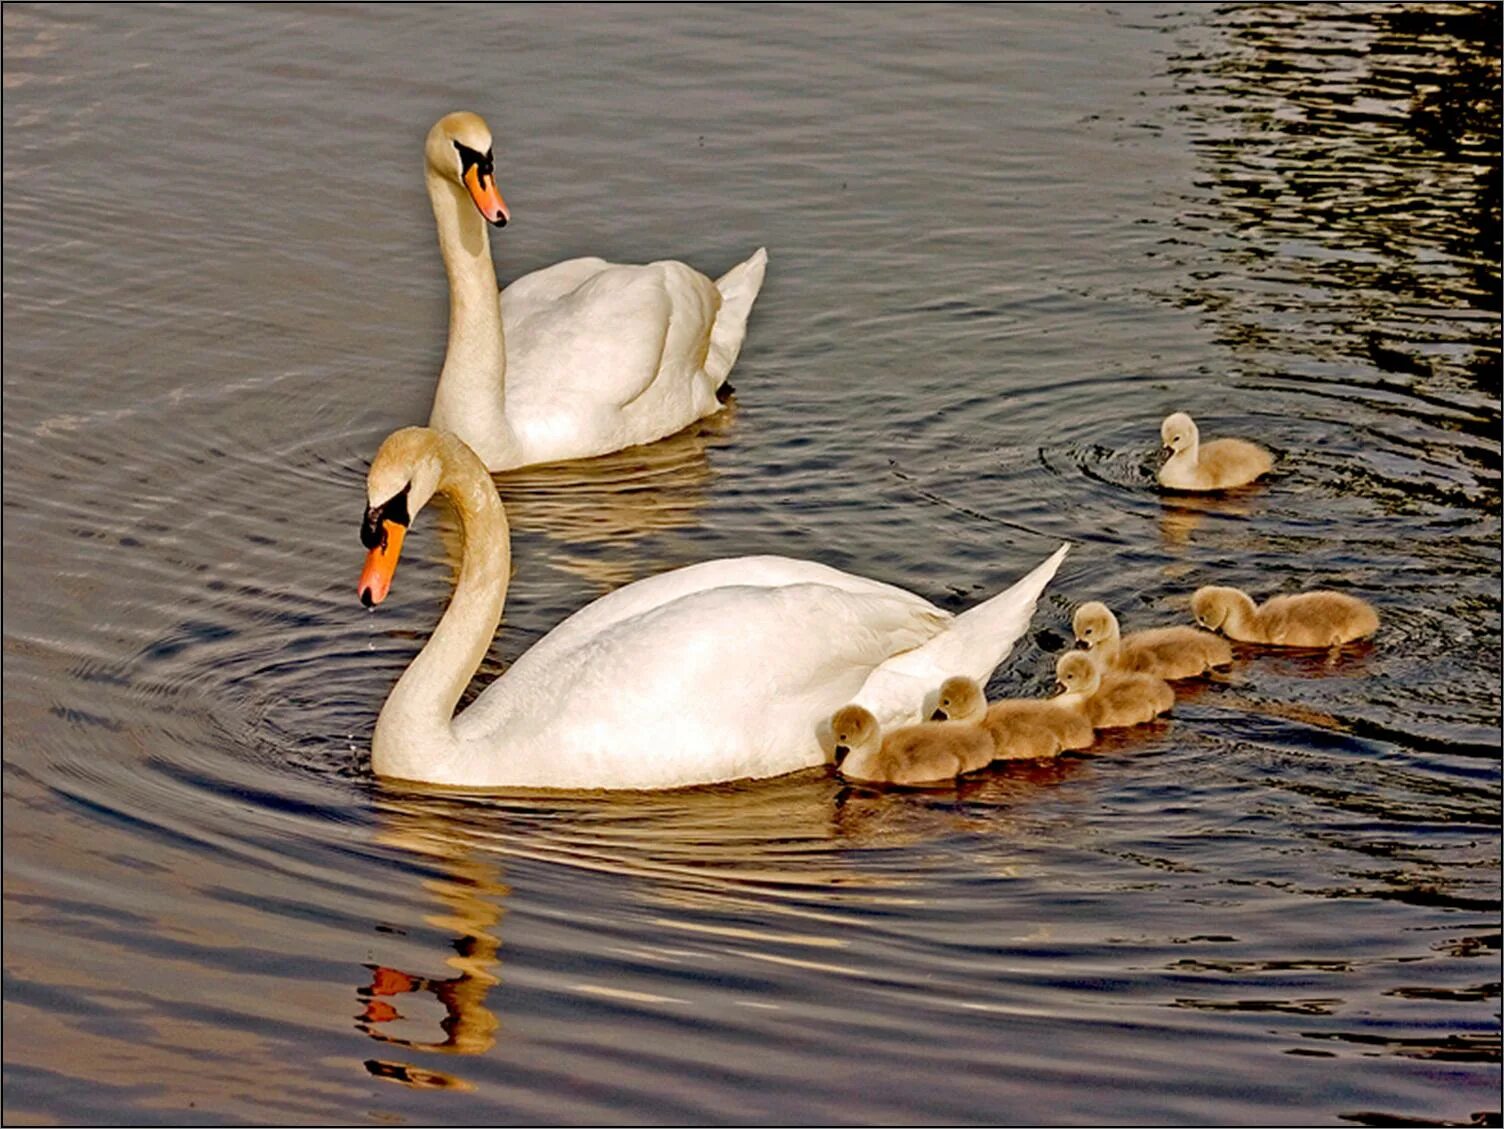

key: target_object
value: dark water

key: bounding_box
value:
[3,3,1499,1124]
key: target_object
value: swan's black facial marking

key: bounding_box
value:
[362,484,411,549]
[453,140,494,181]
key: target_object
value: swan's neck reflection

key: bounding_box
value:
[356,762,1093,1091]
[358,813,506,1088]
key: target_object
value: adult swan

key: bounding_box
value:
[358,428,1069,790]
[423,112,768,472]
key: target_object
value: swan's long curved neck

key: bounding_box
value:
[426,168,512,449]
[372,439,511,780]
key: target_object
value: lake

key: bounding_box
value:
[3,3,1499,1124]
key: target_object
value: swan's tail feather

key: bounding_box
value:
[943,543,1070,666]
[854,544,1071,727]
[705,247,768,387]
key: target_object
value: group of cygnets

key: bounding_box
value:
[829,411,1381,786]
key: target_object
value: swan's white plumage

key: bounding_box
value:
[365,429,1069,791]
[455,581,948,789]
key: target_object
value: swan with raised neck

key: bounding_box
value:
[358,427,1070,790]
[422,111,768,472]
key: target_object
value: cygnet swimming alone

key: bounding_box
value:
[1072,601,1233,680]
[828,703,994,785]
[1191,585,1380,647]
[932,675,1094,761]
[1053,651,1174,730]
[1158,411,1273,492]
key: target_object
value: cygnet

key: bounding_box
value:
[932,675,1094,760]
[1191,586,1379,647]
[1053,651,1174,730]
[1158,411,1273,492]
[1073,600,1233,680]
[829,703,995,785]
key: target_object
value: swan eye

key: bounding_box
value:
[362,483,412,549]
[453,140,494,180]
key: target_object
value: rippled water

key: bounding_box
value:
[4,4,1499,1124]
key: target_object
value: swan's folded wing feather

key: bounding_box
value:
[499,256,611,309]
[519,555,943,664]
[854,545,1069,728]
[503,261,719,412]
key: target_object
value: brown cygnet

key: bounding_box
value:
[1072,601,1233,680]
[1158,411,1273,492]
[828,703,995,785]
[1191,586,1380,647]
[1053,651,1174,730]
[932,675,1094,760]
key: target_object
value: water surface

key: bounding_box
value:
[4,3,1499,1124]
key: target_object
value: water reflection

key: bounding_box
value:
[418,409,733,605]
[1172,4,1501,422]
[355,759,1104,1059]
[356,803,506,1090]
[1157,486,1262,550]
[497,410,735,590]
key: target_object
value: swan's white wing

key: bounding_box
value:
[517,555,943,662]
[499,256,611,309]
[503,260,719,414]
[454,582,949,788]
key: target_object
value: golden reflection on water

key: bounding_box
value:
[355,756,1101,1087]
[356,806,507,1090]
[1157,487,1261,553]
[422,409,731,595]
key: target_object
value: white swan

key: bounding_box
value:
[357,428,1069,790]
[423,112,768,472]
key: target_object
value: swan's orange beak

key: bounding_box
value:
[359,521,406,608]
[463,165,509,227]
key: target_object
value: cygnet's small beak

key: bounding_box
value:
[832,744,849,766]
[1074,638,1091,651]
[1158,444,1175,465]
[463,164,510,227]
[930,708,948,721]
[1052,681,1067,697]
